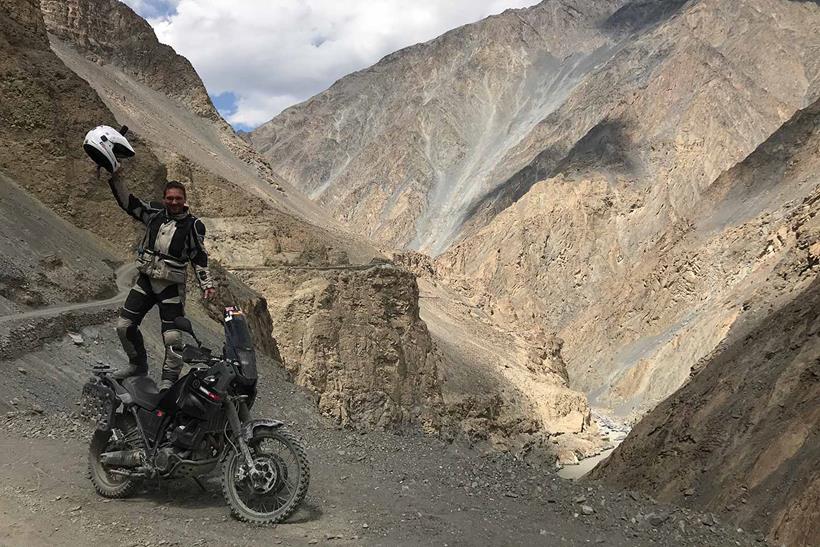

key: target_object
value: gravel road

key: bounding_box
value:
[0,327,763,547]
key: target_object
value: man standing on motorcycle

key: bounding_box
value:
[108,170,216,389]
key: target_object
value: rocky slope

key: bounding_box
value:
[0,327,760,547]
[251,0,820,418]
[30,0,521,445]
[40,0,349,230]
[431,0,820,416]
[250,0,820,539]
[0,0,166,250]
[0,0,286,355]
[0,172,117,313]
[234,263,443,431]
[590,99,820,546]
[414,275,604,463]
[252,0,629,252]
[40,0,217,120]
[593,274,819,546]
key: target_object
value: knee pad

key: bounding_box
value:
[116,315,134,333]
[116,316,146,363]
[163,329,184,370]
[162,328,181,348]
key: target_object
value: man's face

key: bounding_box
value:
[164,188,186,215]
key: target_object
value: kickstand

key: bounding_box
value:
[192,476,208,493]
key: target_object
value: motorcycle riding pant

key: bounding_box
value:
[117,273,186,381]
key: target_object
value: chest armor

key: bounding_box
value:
[137,213,196,283]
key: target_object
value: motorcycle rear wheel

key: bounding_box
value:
[88,429,138,498]
[221,427,310,524]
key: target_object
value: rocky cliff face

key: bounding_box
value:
[432,0,820,417]
[234,264,443,431]
[0,0,166,252]
[252,0,628,251]
[591,107,820,544]
[417,276,603,462]
[0,0,286,361]
[0,172,117,312]
[33,0,474,441]
[252,0,820,418]
[594,276,819,547]
[40,0,218,120]
[40,0,342,230]
[7,3,816,531]
[249,0,820,533]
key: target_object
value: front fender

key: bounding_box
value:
[241,419,284,442]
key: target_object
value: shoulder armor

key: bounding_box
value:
[193,217,206,236]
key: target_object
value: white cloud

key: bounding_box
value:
[136,0,541,128]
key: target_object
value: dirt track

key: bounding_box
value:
[0,414,761,547]
[0,264,135,326]
[0,324,761,547]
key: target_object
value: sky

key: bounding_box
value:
[121,0,542,131]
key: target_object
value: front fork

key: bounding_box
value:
[225,397,255,470]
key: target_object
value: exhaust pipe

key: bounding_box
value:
[100,449,143,467]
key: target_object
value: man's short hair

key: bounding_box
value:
[164,180,187,198]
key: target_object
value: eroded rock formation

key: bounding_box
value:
[33,0,470,444]
[252,0,627,252]
[590,99,820,546]
[249,0,820,530]
[234,264,443,431]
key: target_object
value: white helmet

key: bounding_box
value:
[82,125,135,173]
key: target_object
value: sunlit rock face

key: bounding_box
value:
[255,0,820,415]
[251,0,630,253]
[591,106,820,544]
[253,0,820,514]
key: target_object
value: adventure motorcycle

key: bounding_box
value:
[81,306,309,524]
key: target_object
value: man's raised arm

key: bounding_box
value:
[108,171,159,224]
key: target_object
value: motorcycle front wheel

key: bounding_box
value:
[221,426,310,524]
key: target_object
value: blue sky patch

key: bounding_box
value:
[122,0,178,19]
[210,91,238,116]
[209,91,252,131]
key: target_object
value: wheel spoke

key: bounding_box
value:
[224,429,309,522]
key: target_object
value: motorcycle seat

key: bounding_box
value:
[121,376,163,410]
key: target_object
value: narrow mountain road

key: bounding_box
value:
[0,278,759,546]
[0,263,135,326]
[0,412,760,547]
[227,262,394,272]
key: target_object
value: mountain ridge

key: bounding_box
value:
[249,1,820,540]
[251,0,629,252]
[30,0,604,456]
[2,0,818,542]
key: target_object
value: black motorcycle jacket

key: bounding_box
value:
[109,176,213,290]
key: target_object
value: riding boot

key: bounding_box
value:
[112,357,148,380]
[159,364,180,391]
[159,336,184,390]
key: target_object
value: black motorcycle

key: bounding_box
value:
[81,306,309,524]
